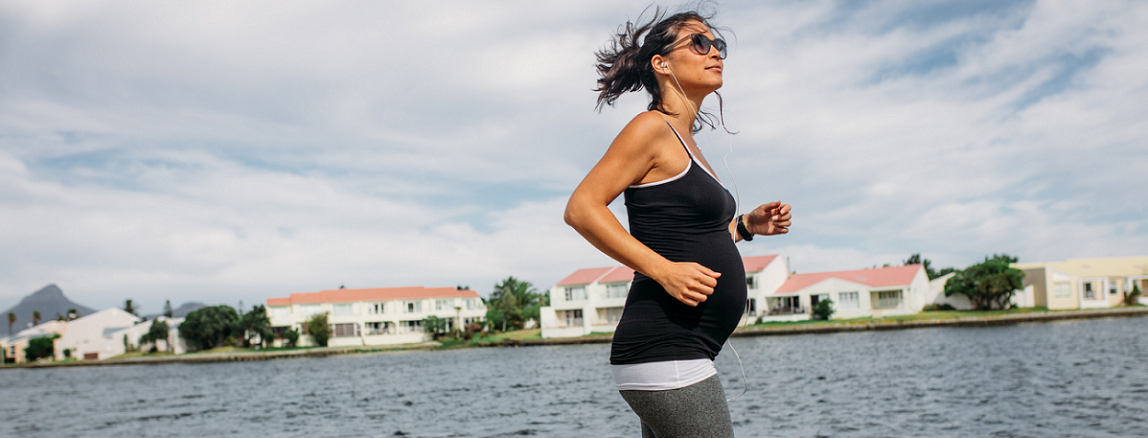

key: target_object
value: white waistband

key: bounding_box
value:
[612,359,716,391]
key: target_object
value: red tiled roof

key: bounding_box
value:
[266,286,480,306]
[599,266,636,283]
[743,255,779,272]
[556,267,616,286]
[775,265,923,294]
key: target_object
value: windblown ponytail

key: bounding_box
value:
[593,9,729,133]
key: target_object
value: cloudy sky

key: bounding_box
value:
[2,0,1145,313]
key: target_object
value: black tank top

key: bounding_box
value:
[609,120,746,365]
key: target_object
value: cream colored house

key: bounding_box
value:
[540,255,786,339]
[1013,256,1148,310]
[266,286,486,347]
[1,320,67,364]
[762,265,930,321]
[53,308,143,360]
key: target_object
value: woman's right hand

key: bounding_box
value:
[653,262,721,307]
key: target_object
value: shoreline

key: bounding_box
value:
[5,307,1145,369]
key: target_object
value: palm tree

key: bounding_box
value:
[32,311,41,326]
[6,312,14,336]
[124,299,138,316]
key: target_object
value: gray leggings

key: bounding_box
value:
[619,374,735,438]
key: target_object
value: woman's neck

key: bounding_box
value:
[659,89,705,129]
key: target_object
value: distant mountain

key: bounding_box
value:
[2,284,97,333]
[144,302,206,319]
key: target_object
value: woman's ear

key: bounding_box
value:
[651,55,669,75]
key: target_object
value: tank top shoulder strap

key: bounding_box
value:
[661,117,695,159]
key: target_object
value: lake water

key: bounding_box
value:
[2,317,1146,438]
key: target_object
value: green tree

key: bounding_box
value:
[25,334,59,362]
[163,300,174,318]
[283,328,300,347]
[944,254,1025,310]
[139,320,171,352]
[304,313,332,347]
[178,305,240,351]
[7,312,14,336]
[422,315,449,339]
[904,253,957,280]
[32,310,41,326]
[812,299,835,320]
[1126,283,1142,306]
[487,277,545,331]
[123,299,139,316]
[238,305,273,348]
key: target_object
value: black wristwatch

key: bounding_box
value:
[737,215,754,241]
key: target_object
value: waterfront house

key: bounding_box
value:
[265,286,486,347]
[1,320,67,364]
[540,255,788,339]
[53,308,143,360]
[98,317,187,356]
[763,264,930,322]
[1012,256,1148,310]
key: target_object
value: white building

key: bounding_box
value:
[540,255,786,339]
[53,308,143,360]
[1,320,67,364]
[266,286,486,347]
[763,265,930,321]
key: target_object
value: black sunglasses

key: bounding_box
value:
[669,33,727,59]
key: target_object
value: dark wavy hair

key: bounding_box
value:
[594,8,730,133]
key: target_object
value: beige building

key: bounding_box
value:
[1013,256,1148,310]
[1,320,67,364]
[266,286,486,347]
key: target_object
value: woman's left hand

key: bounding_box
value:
[745,201,792,236]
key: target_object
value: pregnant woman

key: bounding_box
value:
[564,9,793,438]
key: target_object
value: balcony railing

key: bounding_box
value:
[768,306,805,315]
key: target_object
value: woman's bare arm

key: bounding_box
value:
[565,113,720,307]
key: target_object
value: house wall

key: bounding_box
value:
[1024,268,1049,308]
[1048,271,1081,310]
[745,258,790,318]
[542,279,627,338]
[54,309,142,361]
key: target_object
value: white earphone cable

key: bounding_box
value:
[666,66,748,403]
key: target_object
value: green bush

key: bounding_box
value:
[284,328,300,347]
[923,303,956,311]
[179,305,240,351]
[304,313,331,347]
[25,334,59,362]
[1127,284,1142,306]
[812,299,835,320]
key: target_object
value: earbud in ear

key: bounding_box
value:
[661,62,669,68]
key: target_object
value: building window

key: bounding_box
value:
[563,309,583,327]
[297,304,321,318]
[405,301,422,313]
[333,303,353,317]
[746,276,756,290]
[603,283,629,299]
[598,307,623,323]
[744,299,756,314]
[1109,281,1118,295]
[564,287,587,301]
[269,307,290,320]
[466,299,483,310]
[1083,282,1095,300]
[399,320,423,333]
[1053,282,1071,298]
[838,292,860,309]
[365,322,391,335]
[873,291,902,309]
[436,299,456,311]
[333,323,358,338]
[367,303,384,315]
